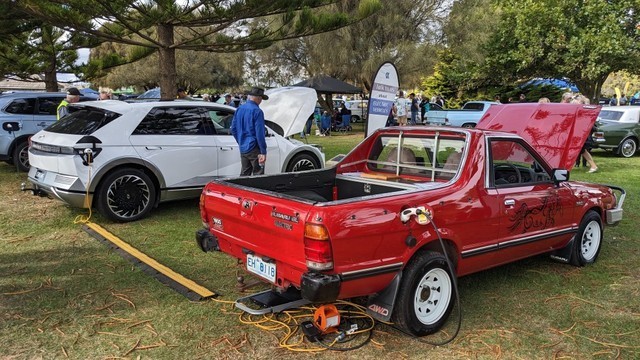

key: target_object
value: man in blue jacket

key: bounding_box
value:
[231,87,269,176]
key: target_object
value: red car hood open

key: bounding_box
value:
[476,103,601,170]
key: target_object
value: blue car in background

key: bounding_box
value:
[0,92,96,171]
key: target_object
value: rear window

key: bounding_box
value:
[462,102,484,110]
[46,107,121,135]
[598,110,624,121]
[4,98,35,114]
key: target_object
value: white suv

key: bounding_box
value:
[27,87,324,222]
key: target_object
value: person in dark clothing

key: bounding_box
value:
[419,97,428,122]
[409,93,420,125]
[230,87,269,176]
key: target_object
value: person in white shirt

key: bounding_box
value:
[395,91,409,126]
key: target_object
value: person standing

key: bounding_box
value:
[57,87,81,120]
[571,95,598,173]
[99,90,112,100]
[177,87,192,100]
[231,87,269,176]
[419,96,429,122]
[519,93,527,103]
[409,93,420,125]
[395,91,409,126]
[224,94,235,107]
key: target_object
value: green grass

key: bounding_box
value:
[1,133,639,359]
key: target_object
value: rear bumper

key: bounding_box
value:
[300,272,341,303]
[27,166,90,208]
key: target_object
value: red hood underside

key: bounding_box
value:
[476,103,601,170]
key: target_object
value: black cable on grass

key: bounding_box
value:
[393,213,463,346]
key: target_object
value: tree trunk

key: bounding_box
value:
[42,26,59,92]
[43,66,58,92]
[157,24,176,100]
[575,75,606,105]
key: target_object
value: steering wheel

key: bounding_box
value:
[494,163,522,184]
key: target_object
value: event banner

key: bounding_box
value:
[366,62,399,137]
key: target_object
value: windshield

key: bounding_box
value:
[598,110,623,121]
[46,107,121,135]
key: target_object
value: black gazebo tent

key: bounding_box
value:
[293,75,363,114]
[293,75,362,94]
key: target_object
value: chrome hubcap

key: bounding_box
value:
[621,140,636,157]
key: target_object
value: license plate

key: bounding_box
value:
[246,254,276,283]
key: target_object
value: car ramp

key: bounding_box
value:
[83,222,217,301]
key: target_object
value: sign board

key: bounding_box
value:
[366,62,399,137]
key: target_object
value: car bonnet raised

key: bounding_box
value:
[260,87,316,138]
[477,103,600,170]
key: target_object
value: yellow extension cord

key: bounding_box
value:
[215,298,385,352]
[71,158,382,353]
[73,159,93,224]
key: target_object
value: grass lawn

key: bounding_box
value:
[1,127,639,359]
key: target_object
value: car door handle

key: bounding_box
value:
[37,122,47,127]
[145,146,162,150]
[504,199,516,207]
[220,147,233,151]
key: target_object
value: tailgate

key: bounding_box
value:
[201,182,315,285]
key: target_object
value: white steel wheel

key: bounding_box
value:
[391,251,456,336]
[570,211,603,266]
[413,268,453,325]
[580,220,601,262]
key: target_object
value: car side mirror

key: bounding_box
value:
[2,122,20,133]
[552,169,569,186]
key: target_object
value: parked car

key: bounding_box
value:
[592,106,640,158]
[424,101,499,128]
[26,87,325,222]
[0,92,95,171]
[196,103,624,336]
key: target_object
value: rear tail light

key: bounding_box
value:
[304,223,333,271]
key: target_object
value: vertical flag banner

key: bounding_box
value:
[366,62,399,137]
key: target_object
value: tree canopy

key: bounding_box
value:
[484,0,640,102]
[252,0,448,92]
[17,0,381,99]
[0,2,92,91]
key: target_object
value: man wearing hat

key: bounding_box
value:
[57,87,81,120]
[231,87,269,176]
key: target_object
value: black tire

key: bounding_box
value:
[13,141,30,172]
[95,168,156,222]
[569,211,603,266]
[461,123,476,129]
[286,153,320,172]
[351,115,360,123]
[392,251,455,336]
[617,138,637,158]
[4,159,14,165]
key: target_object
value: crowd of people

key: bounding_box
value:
[56,85,609,176]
